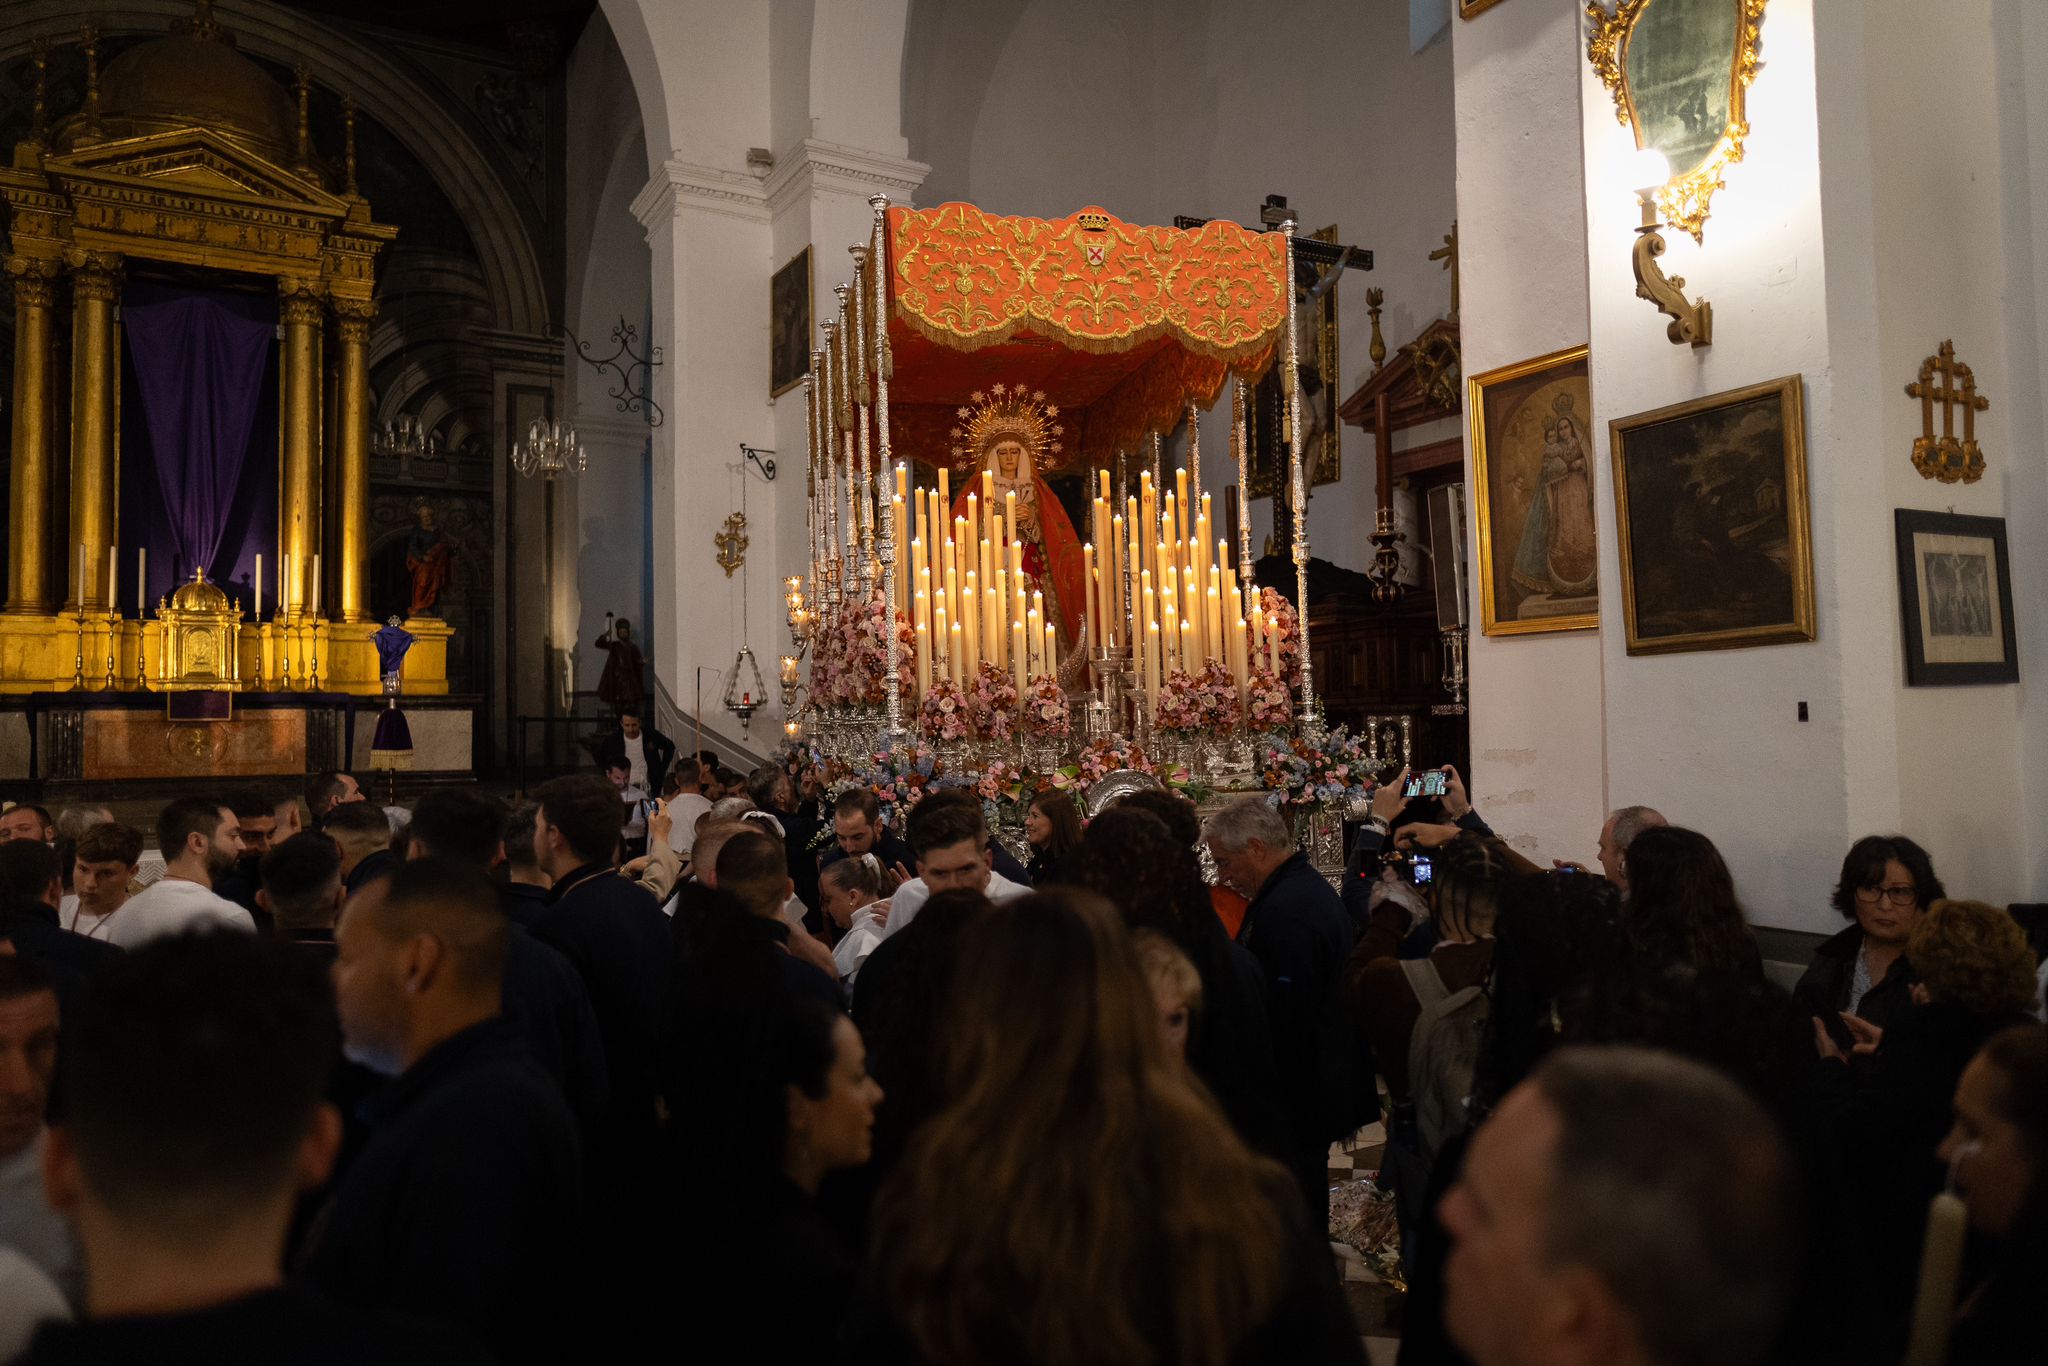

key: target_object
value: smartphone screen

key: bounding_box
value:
[1403,774,1425,798]
[1423,772,1448,798]
[1410,856,1434,886]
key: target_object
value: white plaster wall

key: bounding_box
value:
[1450,0,1607,864]
[901,0,1458,571]
[2009,0,2048,897]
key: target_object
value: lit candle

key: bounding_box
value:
[1026,606,1042,675]
[985,585,1001,669]
[1145,621,1161,712]
[1268,610,1280,675]
[914,619,931,694]
[106,545,117,614]
[962,569,979,677]
[1110,513,1126,652]
[1005,490,1017,540]
[1082,544,1098,652]
[138,548,147,617]
[1206,586,1223,668]
[254,553,262,621]
[896,462,908,502]
[950,619,965,685]
[780,655,799,685]
[937,467,950,516]
[935,601,950,682]
[1045,619,1057,675]
[1012,618,1027,695]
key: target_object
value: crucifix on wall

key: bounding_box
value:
[1173,197,1374,539]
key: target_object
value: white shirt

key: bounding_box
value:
[624,732,649,790]
[619,784,651,842]
[57,895,118,942]
[832,904,890,984]
[666,793,715,855]
[0,1248,68,1362]
[102,876,255,950]
[883,868,1031,940]
[0,1131,77,1306]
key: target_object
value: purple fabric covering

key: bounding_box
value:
[118,284,277,611]
[371,704,414,754]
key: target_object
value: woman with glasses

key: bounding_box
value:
[1796,835,1945,1047]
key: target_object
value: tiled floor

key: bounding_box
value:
[1328,1121,1404,1351]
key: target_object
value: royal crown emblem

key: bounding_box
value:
[950,383,1064,469]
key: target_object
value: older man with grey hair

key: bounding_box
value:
[1441,1045,1798,1366]
[1203,794,1367,1224]
[1555,805,1667,896]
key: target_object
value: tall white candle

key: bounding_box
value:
[137,548,146,617]
[106,545,117,614]
[311,554,322,618]
[254,553,262,621]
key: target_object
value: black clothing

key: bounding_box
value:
[0,900,122,1011]
[820,831,917,881]
[1950,1207,2048,1365]
[764,803,825,914]
[502,925,611,1140]
[530,864,671,1155]
[342,848,395,896]
[18,1284,485,1366]
[594,723,676,790]
[840,1173,1365,1366]
[989,837,1030,887]
[726,1178,858,1360]
[501,880,549,930]
[1023,844,1072,887]
[300,1020,582,1366]
[1793,923,1918,1044]
[1819,1000,2022,1358]
[215,852,267,923]
[1238,851,1368,1221]
[1181,900,1292,1163]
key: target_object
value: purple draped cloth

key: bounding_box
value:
[121,285,276,600]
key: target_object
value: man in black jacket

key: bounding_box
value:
[0,840,123,1009]
[592,709,675,798]
[1205,794,1367,1223]
[305,860,580,1365]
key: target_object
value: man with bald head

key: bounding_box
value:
[304,860,580,1363]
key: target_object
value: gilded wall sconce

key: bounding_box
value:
[714,511,748,576]
[1906,340,1989,484]
[1630,151,1712,348]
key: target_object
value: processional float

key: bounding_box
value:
[790,196,1343,805]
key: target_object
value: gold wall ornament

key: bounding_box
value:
[1365,288,1387,372]
[1906,340,1989,484]
[715,512,749,577]
[1631,192,1712,347]
[1587,0,1768,243]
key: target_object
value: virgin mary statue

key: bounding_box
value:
[948,384,1089,646]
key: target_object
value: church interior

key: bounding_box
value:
[1,0,2047,1360]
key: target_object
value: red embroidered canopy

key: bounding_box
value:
[884,203,1289,471]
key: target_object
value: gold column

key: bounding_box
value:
[333,299,373,621]
[4,256,60,615]
[66,251,121,613]
[279,279,324,620]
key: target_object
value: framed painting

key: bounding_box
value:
[1460,0,1509,17]
[1894,509,2018,685]
[1468,344,1597,635]
[769,246,812,399]
[1610,374,1815,655]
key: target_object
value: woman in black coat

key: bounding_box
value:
[1021,788,1082,887]
[1942,1024,2048,1364]
[1795,834,1943,1045]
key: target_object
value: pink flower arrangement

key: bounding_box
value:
[1245,664,1292,731]
[1024,673,1069,737]
[968,663,1019,742]
[828,590,915,708]
[975,757,1028,803]
[1155,668,1204,732]
[1259,727,1375,807]
[853,747,940,815]
[1196,659,1242,730]
[920,676,970,741]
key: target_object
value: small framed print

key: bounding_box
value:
[769,246,812,399]
[1895,509,2019,686]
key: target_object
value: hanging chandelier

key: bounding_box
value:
[510,418,586,480]
[378,414,441,459]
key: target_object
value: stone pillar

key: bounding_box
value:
[332,299,374,621]
[279,279,325,620]
[66,251,121,613]
[4,256,60,615]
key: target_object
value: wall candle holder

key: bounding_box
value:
[1629,153,1711,348]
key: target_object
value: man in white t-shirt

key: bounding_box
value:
[663,757,717,859]
[104,798,254,950]
[882,790,1030,941]
[58,823,142,942]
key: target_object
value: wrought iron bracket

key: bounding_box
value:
[740,444,777,481]
[562,315,665,427]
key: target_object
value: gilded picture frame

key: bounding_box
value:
[1586,0,1768,242]
[1894,509,2018,686]
[1460,0,1510,17]
[1609,374,1814,655]
[1247,225,1340,497]
[769,246,812,399]
[1467,345,1599,637]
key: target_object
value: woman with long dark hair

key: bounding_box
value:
[1618,825,1762,978]
[852,889,1364,1366]
[1022,788,1082,886]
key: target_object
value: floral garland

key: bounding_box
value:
[1260,726,1375,808]
[968,663,1019,742]
[1155,667,1204,732]
[829,590,916,709]
[1196,659,1242,730]
[851,745,941,816]
[1244,664,1292,732]
[919,676,970,741]
[1257,586,1303,692]
[1024,672,1069,737]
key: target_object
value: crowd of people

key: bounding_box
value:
[0,724,2042,1365]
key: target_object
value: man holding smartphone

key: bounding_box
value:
[1342,765,1504,935]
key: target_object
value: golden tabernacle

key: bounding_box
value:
[0,1,448,698]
